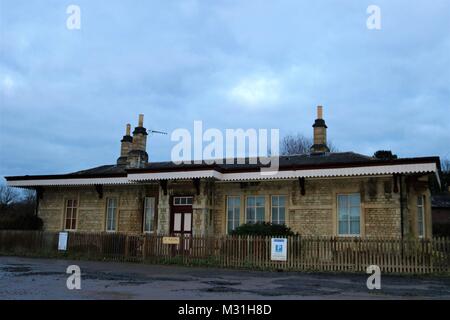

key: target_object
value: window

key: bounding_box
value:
[173,196,193,205]
[417,195,425,238]
[106,198,118,232]
[271,195,286,225]
[144,197,155,233]
[337,194,361,236]
[65,199,77,230]
[227,196,241,233]
[246,196,265,223]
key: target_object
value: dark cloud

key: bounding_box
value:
[1,0,449,179]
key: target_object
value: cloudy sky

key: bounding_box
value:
[1,0,449,178]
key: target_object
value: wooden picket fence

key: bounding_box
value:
[0,230,449,274]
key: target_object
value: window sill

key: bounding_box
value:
[337,234,361,238]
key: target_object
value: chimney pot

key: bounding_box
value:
[310,105,330,154]
[127,114,149,167]
[117,124,133,165]
[317,106,323,119]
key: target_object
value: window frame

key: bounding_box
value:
[245,195,265,224]
[143,196,156,234]
[417,195,425,238]
[271,195,286,225]
[226,196,241,234]
[64,199,78,231]
[173,196,193,206]
[105,197,118,232]
[337,193,361,237]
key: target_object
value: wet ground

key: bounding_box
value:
[0,256,449,299]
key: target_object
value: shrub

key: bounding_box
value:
[230,222,295,236]
[433,223,450,237]
[0,213,43,230]
[374,150,398,160]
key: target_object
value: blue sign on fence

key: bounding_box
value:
[271,238,287,261]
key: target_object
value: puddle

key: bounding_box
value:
[202,286,241,293]
[117,281,147,286]
[202,280,241,286]
[14,271,62,277]
[1,266,32,273]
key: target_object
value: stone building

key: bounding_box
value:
[5,107,441,239]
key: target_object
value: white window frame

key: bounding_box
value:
[64,199,78,231]
[337,193,361,237]
[271,195,286,225]
[173,196,193,206]
[226,196,241,234]
[417,195,425,238]
[106,198,118,232]
[246,195,265,223]
[143,197,156,234]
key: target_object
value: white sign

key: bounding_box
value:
[271,238,287,261]
[58,232,68,251]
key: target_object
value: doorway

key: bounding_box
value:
[170,196,193,235]
[170,196,193,252]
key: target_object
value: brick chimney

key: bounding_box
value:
[127,114,149,168]
[310,106,330,154]
[116,124,133,165]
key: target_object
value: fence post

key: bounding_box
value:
[125,234,129,259]
[142,235,147,262]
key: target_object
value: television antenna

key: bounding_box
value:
[148,129,168,136]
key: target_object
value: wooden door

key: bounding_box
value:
[170,196,193,251]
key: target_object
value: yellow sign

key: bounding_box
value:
[163,236,180,245]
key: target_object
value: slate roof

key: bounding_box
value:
[432,194,450,208]
[5,152,440,181]
[66,152,373,175]
[131,152,374,171]
[70,164,127,176]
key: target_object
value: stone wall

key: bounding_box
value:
[213,176,432,238]
[37,174,433,238]
[38,184,158,234]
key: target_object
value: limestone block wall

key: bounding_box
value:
[38,184,158,234]
[37,174,433,238]
[212,176,426,238]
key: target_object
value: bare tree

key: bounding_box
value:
[441,158,450,192]
[281,134,312,155]
[22,189,36,204]
[441,158,450,173]
[281,134,339,155]
[0,186,20,212]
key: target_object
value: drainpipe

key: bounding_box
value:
[34,187,43,217]
[399,174,404,239]
[35,191,39,217]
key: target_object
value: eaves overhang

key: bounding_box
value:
[5,159,440,187]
